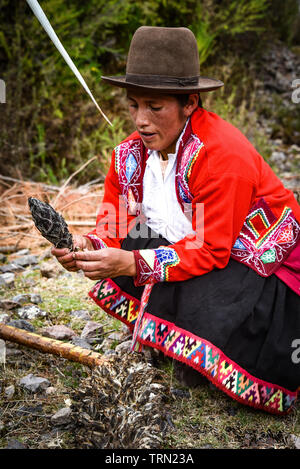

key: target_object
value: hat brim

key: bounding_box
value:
[101,75,224,93]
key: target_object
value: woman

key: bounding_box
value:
[52,26,300,415]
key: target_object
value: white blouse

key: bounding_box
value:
[141,148,195,243]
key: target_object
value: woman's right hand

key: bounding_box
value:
[51,234,93,272]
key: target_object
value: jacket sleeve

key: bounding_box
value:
[86,149,137,249]
[133,172,256,286]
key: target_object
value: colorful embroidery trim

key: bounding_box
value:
[231,198,300,277]
[114,139,144,214]
[133,247,180,285]
[89,278,298,415]
[114,120,205,216]
[85,234,108,250]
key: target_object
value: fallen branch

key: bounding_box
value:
[0,323,110,368]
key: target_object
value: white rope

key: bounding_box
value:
[26,0,112,126]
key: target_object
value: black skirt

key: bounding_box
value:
[89,225,300,415]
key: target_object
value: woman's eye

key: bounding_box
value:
[150,106,162,111]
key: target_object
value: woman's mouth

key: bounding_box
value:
[139,131,156,142]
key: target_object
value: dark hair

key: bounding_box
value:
[173,93,202,108]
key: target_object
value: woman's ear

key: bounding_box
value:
[183,94,199,117]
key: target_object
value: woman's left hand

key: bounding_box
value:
[72,248,136,280]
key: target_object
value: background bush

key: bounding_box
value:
[0,0,299,183]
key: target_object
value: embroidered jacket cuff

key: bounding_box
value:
[84,234,108,250]
[132,247,180,286]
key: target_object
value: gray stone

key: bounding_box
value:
[12,293,42,305]
[107,332,123,341]
[71,309,91,321]
[42,325,76,340]
[0,273,15,287]
[5,347,22,357]
[0,299,20,310]
[51,407,72,426]
[5,438,27,449]
[103,349,117,357]
[115,340,133,354]
[71,336,92,350]
[0,339,6,364]
[0,253,7,263]
[13,255,38,267]
[14,249,30,256]
[0,313,10,323]
[80,321,104,344]
[19,373,50,393]
[45,386,57,396]
[270,151,286,166]
[40,260,64,278]
[29,293,43,304]
[4,385,15,399]
[7,319,35,332]
[290,434,300,449]
[17,305,46,320]
[0,263,24,273]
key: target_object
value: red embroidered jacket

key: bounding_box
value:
[87,108,300,286]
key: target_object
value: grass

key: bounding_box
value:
[0,254,299,450]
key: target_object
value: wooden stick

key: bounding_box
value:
[0,323,109,368]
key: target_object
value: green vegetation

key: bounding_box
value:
[0,0,299,183]
[0,264,299,449]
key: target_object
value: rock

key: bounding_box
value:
[114,340,133,354]
[0,313,10,323]
[0,299,20,310]
[170,388,191,399]
[100,338,115,352]
[39,247,53,261]
[13,254,38,267]
[71,309,91,321]
[4,385,15,399]
[12,293,43,305]
[19,373,50,393]
[17,305,46,320]
[5,438,27,449]
[71,336,92,350]
[0,272,15,287]
[51,407,72,426]
[107,332,124,341]
[0,339,6,364]
[5,347,22,357]
[290,434,300,449]
[14,249,30,256]
[7,319,35,332]
[0,300,20,310]
[42,325,76,340]
[40,260,64,278]
[80,321,104,344]
[0,253,7,263]
[45,386,57,396]
[0,262,24,273]
[270,151,286,168]
[103,349,117,356]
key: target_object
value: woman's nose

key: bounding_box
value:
[135,107,150,128]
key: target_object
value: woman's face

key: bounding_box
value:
[126,90,198,155]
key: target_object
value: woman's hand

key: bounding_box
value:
[51,234,93,272]
[72,248,136,280]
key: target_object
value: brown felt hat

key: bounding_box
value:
[101,26,223,93]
